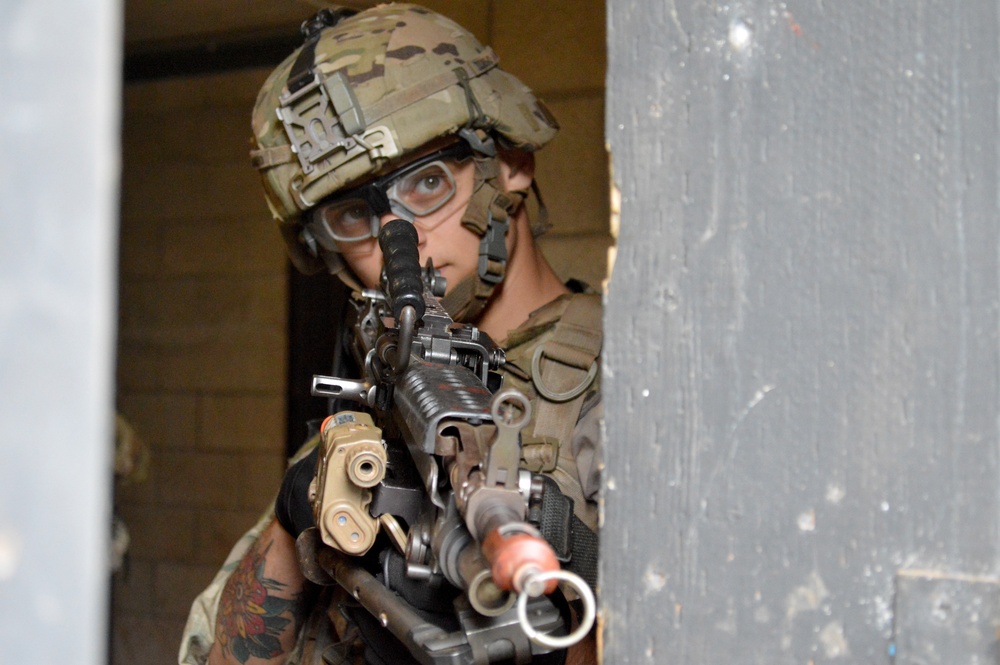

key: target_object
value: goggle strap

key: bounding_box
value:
[460,180,495,235]
[458,154,504,234]
[475,154,501,181]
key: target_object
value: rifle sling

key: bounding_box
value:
[537,476,598,592]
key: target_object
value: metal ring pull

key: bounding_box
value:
[531,347,598,403]
[490,387,532,428]
[515,569,596,650]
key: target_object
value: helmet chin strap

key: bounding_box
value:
[440,272,492,322]
[317,149,529,323]
[440,153,528,323]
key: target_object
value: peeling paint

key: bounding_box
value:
[608,178,621,242]
[819,621,851,658]
[605,177,620,293]
[786,571,830,620]
[873,594,893,632]
[797,510,817,532]
[825,484,846,504]
[643,566,667,594]
[744,385,775,414]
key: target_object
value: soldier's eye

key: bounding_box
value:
[396,164,454,212]
[318,199,374,240]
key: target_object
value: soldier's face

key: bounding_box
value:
[335,151,482,293]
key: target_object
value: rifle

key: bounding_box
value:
[297,220,594,664]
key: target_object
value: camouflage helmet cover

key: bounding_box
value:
[250,3,560,273]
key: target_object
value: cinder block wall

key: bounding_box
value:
[112,2,607,663]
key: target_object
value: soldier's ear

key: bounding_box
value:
[497,147,535,192]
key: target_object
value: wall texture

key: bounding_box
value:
[113,66,290,663]
[604,1,1000,663]
[112,2,608,663]
[1,0,120,663]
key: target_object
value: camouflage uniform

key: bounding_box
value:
[178,290,601,665]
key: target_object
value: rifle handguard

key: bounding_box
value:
[481,527,560,596]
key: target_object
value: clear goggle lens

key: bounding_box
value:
[306,146,471,250]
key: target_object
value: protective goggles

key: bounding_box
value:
[305,142,474,250]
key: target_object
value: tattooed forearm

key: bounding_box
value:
[214,539,302,664]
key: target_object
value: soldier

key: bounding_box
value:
[180,4,601,664]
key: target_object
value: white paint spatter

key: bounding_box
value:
[825,484,846,504]
[873,594,893,633]
[728,19,754,52]
[785,571,830,620]
[744,385,775,414]
[819,621,851,658]
[643,566,667,595]
[797,510,816,532]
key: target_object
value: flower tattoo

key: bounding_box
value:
[215,540,298,663]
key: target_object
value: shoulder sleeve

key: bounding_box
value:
[570,392,602,504]
[177,438,319,664]
[177,508,274,664]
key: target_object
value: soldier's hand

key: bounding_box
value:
[274,447,318,538]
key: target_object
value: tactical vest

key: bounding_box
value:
[501,291,602,532]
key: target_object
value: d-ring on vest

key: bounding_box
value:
[529,293,602,440]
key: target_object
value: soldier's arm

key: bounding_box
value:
[207,519,308,665]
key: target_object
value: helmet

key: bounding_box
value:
[250,4,559,319]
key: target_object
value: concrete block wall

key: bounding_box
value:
[112,66,289,664]
[112,2,607,663]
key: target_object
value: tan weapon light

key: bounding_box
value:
[311,411,387,555]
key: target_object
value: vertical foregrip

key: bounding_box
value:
[378,220,425,321]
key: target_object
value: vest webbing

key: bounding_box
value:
[503,292,603,531]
